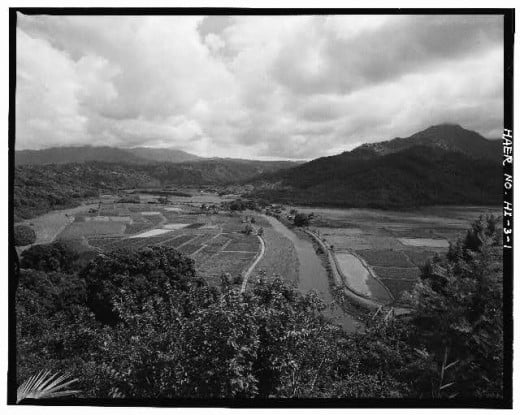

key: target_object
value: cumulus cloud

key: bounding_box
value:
[16,13,503,159]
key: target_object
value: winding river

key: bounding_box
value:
[264,215,360,332]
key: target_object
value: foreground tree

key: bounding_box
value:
[20,241,79,273]
[408,215,503,398]
[80,246,199,324]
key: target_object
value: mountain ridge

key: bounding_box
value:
[15,145,202,166]
[15,145,304,166]
[351,124,500,160]
[249,124,502,208]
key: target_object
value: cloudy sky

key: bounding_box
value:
[16,13,503,159]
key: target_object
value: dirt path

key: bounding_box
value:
[240,234,265,293]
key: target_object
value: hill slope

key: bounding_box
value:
[126,147,202,163]
[13,158,300,220]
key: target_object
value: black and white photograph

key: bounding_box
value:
[7,6,514,408]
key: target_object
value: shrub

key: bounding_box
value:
[14,225,36,247]
[408,215,503,398]
[293,213,310,227]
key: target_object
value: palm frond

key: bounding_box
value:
[17,370,80,403]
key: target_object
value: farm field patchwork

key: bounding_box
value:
[300,205,501,304]
[40,200,500,306]
[56,201,264,287]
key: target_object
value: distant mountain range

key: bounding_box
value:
[251,124,502,208]
[15,146,202,165]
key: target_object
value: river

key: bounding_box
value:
[264,215,360,332]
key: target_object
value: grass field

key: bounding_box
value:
[58,221,126,239]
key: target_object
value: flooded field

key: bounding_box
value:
[128,229,173,238]
[335,252,392,303]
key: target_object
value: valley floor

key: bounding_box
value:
[17,191,501,331]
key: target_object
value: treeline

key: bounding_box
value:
[13,163,159,221]
[13,160,289,221]
[16,216,503,400]
[251,146,502,209]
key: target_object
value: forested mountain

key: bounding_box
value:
[13,163,158,220]
[13,159,298,220]
[250,125,502,208]
[145,159,300,185]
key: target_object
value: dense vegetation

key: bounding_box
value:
[13,159,295,220]
[13,225,36,247]
[252,146,502,208]
[16,216,503,400]
[13,163,158,221]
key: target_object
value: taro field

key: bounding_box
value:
[56,202,262,286]
[300,205,501,305]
